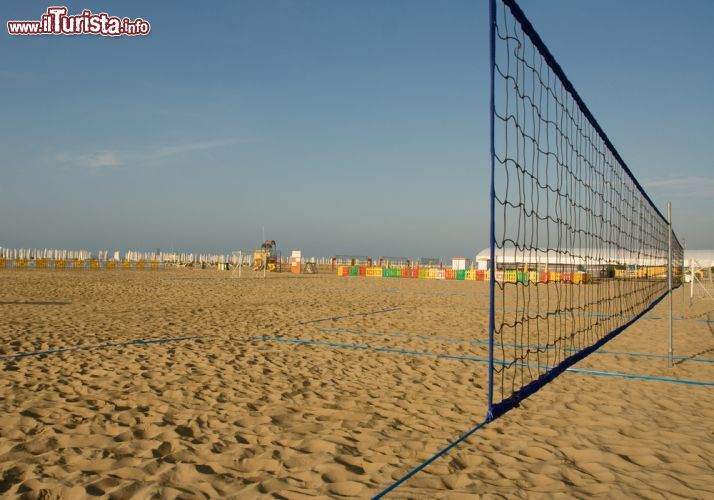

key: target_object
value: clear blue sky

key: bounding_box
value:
[1,0,712,258]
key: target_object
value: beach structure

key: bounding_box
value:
[686,249,714,302]
[252,240,281,272]
[451,257,471,270]
[418,257,443,268]
[377,256,411,268]
[331,255,372,272]
[290,249,302,274]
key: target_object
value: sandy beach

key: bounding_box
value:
[1,269,712,498]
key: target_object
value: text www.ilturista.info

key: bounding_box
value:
[7,7,150,36]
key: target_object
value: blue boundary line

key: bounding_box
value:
[251,337,714,387]
[316,328,714,364]
[0,336,202,360]
[374,419,489,499]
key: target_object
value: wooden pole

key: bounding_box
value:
[690,258,695,305]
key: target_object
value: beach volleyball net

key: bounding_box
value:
[487,0,684,418]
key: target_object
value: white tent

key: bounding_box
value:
[684,250,714,268]
[475,247,669,268]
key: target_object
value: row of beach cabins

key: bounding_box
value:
[337,266,668,283]
[0,247,670,282]
[333,254,668,283]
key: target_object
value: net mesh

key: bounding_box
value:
[489,0,684,414]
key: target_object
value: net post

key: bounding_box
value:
[486,0,497,421]
[668,202,673,368]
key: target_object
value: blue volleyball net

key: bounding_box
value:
[488,0,684,419]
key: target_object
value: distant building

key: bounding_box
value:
[451,258,471,270]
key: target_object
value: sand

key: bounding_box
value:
[0,269,712,499]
